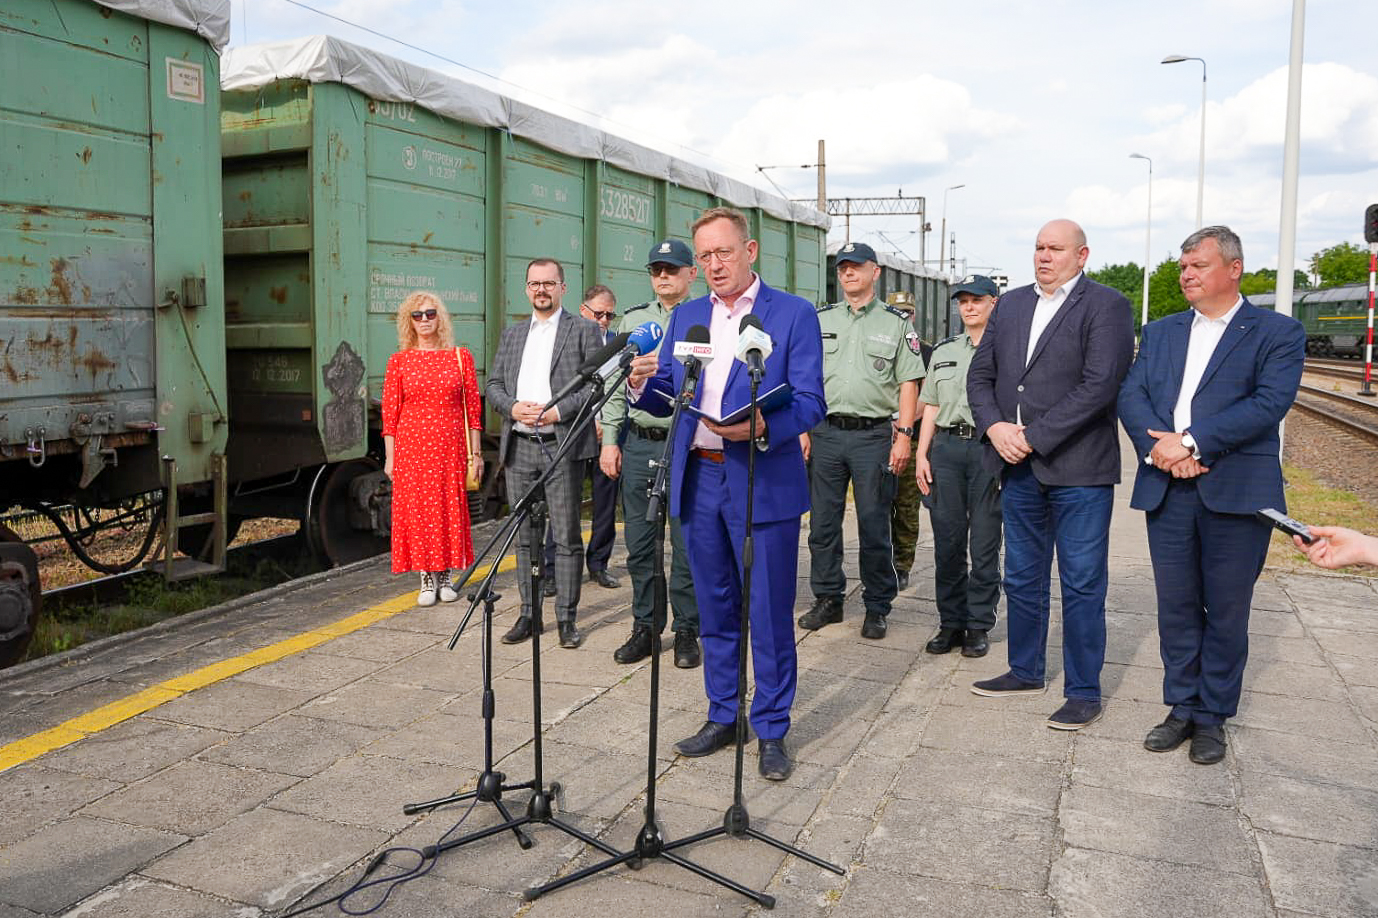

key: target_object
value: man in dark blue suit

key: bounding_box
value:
[627,206,826,781]
[967,219,1135,730]
[1118,226,1304,765]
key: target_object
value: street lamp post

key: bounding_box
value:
[1162,54,1207,229]
[940,184,964,278]
[1130,153,1153,329]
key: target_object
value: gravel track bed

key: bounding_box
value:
[1284,408,1378,505]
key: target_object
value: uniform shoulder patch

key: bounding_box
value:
[816,302,838,312]
[883,304,910,320]
[904,329,924,356]
[937,334,962,346]
[625,301,651,314]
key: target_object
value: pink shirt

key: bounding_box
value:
[692,274,761,449]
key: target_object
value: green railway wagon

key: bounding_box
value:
[1252,283,1372,357]
[218,36,830,562]
[0,0,229,663]
[825,245,952,344]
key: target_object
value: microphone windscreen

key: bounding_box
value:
[685,324,711,344]
[580,332,630,373]
[739,313,765,333]
[627,321,664,354]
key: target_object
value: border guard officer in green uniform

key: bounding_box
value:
[914,275,1002,657]
[885,290,932,590]
[799,242,926,639]
[600,239,702,668]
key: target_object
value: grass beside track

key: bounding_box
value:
[1266,461,1378,577]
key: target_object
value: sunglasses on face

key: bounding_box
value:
[648,263,682,277]
[585,308,615,321]
[410,309,438,320]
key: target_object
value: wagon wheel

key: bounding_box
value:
[304,459,391,567]
[0,523,41,669]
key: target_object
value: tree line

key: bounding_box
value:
[1088,241,1372,326]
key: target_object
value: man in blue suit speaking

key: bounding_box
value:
[1118,226,1304,765]
[627,206,826,781]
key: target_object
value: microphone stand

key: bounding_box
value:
[526,359,771,907]
[661,359,845,896]
[403,369,630,866]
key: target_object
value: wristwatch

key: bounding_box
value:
[1181,431,1200,459]
[894,425,915,438]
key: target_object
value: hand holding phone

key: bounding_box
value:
[1258,508,1314,545]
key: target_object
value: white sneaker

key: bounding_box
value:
[436,570,459,603]
[417,571,437,607]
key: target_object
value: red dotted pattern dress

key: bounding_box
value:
[382,346,481,573]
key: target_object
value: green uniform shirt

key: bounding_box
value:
[601,298,680,445]
[817,297,927,418]
[918,332,979,428]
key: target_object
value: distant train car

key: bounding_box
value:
[824,245,952,344]
[0,0,230,665]
[1251,283,1372,357]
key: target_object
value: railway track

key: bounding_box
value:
[1292,383,1378,447]
[1304,358,1375,385]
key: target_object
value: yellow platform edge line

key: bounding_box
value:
[0,537,541,773]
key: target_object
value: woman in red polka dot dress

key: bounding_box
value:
[382,291,483,606]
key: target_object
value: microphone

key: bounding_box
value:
[670,324,712,403]
[736,314,772,380]
[539,333,630,414]
[539,322,665,415]
[595,321,663,378]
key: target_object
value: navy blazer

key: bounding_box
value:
[485,309,605,462]
[1117,300,1305,514]
[967,275,1135,486]
[633,280,826,523]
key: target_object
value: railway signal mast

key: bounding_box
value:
[1362,203,1378,397]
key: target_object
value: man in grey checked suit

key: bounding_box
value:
[486,258,604,649]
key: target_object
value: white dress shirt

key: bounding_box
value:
[692,274,760,449]
[1174,297,1244,433]
[514,311,560,432]
[1026,273,1081,367]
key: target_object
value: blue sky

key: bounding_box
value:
[229,0,1378,287]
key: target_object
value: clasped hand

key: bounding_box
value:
[1147,429,1208,479]
[512,400,557,427]
[987,421,1031,465]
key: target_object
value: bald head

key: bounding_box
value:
[1034,219,1090,293]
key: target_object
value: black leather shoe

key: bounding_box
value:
[797,595,843,630]
[501,617,538,644]
[1144,715,1194,752]
[1189,724,1227,765]
[925,627,964,654]
[860,612,887,640]
[673,630,701,669]
[558,620,582,649]
[758,738,793,781]
[674,720,735,757]
[542,578,557,598]
[613,625,653,664]
[589,568,621,589]
[961,629,989,658]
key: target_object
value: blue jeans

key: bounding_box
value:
[1000,462,1113,701]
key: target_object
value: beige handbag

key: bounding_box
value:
[458,347,481,491]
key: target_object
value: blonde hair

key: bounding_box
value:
[396,291,455,350]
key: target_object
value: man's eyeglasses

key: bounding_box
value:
[695,247,740,265]
[526,280,561,291]
[410,309,438,320]
[648,263,682,277]
[584,308,615,321]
